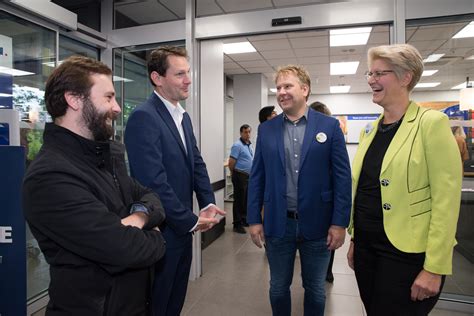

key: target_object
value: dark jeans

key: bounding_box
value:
[265,219,330,316]
[354,229,444,316]
[231,170,249,226]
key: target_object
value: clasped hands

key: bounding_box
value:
[195,204,226,232]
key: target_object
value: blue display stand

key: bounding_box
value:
[0,146,26,316]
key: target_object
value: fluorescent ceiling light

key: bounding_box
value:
[330,61,359,75]
[42,60,63,68]
[269,88,277,93]
[423,54,444,63]
[330,85,351,93]
[415,82,440,88]
[113,75,133,82]
[0,66,34,76]
[451,82,472,90]
[453,21,474,39]
[223,42,256,54]
[0,93,12,97]
[330,27,372,47]
[422,70,438,76]
[466,55,474,60]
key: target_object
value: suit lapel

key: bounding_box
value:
[299,110,317,168]
[352,117,379,182]
[152,94,187,156]
[380,101,420,174]
[275,115,285,169]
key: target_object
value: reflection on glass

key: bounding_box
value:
[407,17,474,304]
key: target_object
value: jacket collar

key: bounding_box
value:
[43,123,112,169]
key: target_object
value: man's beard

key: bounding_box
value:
[82,98,117,142]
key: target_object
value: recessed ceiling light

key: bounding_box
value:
[466,55,474,60]
[422,70,438,76]
[330,61,359,75]
[269,88,277,93]
[453,21,474,39]
[415,82,440,88]
[423,54,444,63]
[330,27,372,47]
[0,66,34,76]
[223,42,256,54]
[451,82,472,90]
[330,85,351,93]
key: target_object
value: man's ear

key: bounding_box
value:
[150,71,161,87]
[64,92,81,111]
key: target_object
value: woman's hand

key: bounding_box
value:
[347,240,354,270]
[410,269,442,301]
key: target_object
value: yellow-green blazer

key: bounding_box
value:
[348,101,462,275]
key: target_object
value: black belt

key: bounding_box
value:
[287,211,298,220]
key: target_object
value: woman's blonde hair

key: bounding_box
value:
[368,44,423,92]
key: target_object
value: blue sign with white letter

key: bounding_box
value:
[0,146,26,315]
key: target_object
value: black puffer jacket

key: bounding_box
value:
[23,123,166,316]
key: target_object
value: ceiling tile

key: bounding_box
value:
[115,1,178,24]
[196,0,225,16]
[261,49,295,59]
[237,60,271,68]
[229,52,263,61]
[294,47,329,57]
[251,39,292,51]
[290,36,328,49]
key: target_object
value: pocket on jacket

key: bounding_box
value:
[410,210,430,246]
[321,190,333,202]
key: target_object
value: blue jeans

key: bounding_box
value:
[265,218,330,316]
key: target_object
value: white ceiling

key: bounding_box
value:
[112,0,474,95]
[223,22,474,95]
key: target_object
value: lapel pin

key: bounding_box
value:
[364,123,374,135]
[316,132,327,143]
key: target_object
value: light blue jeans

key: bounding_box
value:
[265,218,330,316]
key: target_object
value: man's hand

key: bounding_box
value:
[200,204,226,219]
[410,269,442,301]
[195,216,220,232]
[326,225,345,250]
[121,212,148,229]
[347,240,354,270]
[249,224,265,248]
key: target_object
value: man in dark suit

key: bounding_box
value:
[124,46,225,316]
[247,65,351,316]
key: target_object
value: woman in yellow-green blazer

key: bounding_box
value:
[346,44,462,316]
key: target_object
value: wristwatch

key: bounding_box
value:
[129,203,149,216]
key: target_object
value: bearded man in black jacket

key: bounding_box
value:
[23,56,166,316]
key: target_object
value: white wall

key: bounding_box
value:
[200,40,225,187]
[233,74,267,143]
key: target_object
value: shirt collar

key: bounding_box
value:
[240,138,252,145]
[154,90,186,116]
[283,106,309,124]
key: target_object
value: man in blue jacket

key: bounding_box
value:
[247,65,351,316]
[124,46,224,316]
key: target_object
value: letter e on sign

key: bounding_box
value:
[0,226,13,243]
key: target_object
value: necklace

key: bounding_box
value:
[378,116,404,133]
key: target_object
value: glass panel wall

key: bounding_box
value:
[113,41,184,142]
[407,15,474,305]
[0,9,55,301]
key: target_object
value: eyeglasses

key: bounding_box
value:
[365,70,394,81]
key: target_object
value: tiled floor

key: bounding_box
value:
[182,202,473,316]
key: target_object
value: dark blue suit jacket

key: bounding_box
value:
[124,93,215,248]
[247,109,351,240]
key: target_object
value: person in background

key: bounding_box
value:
[309,101,336,284]
[248,65,351,316]
[258,105,278,123]
[452,126,469,163]
[124,46,225,316]
[228,124,254,234]
[23,56,166,315]
[347,44,462,315]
